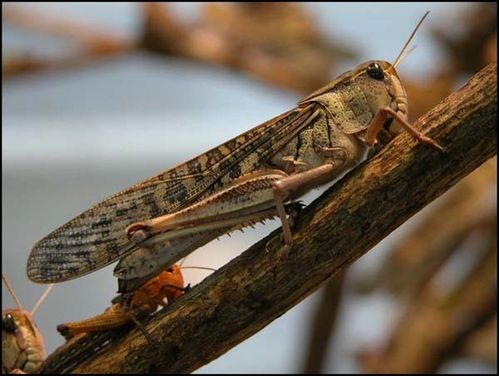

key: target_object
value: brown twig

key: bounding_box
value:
[458,315,497,366]
[2,4,134,79]
[431,3,497,75]
[43,63,496,373]
[139,2,357,94]
[358,214,497,373]
[2,5,131,49]
[3,3,355,92]
[302,271,346,373]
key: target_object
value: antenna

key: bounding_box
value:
[31,284,54,315]
[393,11,429,68]
[394,45,418,68]
[2,273,24,310]
[180,266,217,272]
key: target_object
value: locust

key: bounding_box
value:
[41,262,214,374]
[56,263,186,341]
[56,263,214,340]
[2,274,53,374]
[26,12,443,295]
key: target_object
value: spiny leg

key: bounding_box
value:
[126,170,290,242]
[127,154,347,251]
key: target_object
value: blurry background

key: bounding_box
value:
[2,2,497,373]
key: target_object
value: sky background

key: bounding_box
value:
[2,2,494,373]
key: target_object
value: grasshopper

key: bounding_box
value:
[2,274,53,374]
[56,263,215,340]
[42,262,215,373]
[56,263,185,341]
[26,12,443,295]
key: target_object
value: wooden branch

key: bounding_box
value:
[45,63,496,373]
[2,5,131,48]
[302,270,346,373]
[357,217,497,373]
[458,315,497,365]
[139,3,357,94]
[2,5,134,80]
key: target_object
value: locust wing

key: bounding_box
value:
[27,104,317,283]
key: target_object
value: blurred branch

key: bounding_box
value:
[302,271,346,373]
[2,5,133,51]
[458,315,497,366]
[2,52,129,79]
[402,72,456,122]
[431,3,497,75]
[3,3,356,92]
[403,3,496,122]
[42,63,497,373]
[140,2,357,94]
[358,215,497,373]
[2,4,134,79]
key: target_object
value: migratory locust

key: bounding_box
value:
[26,12,443,295]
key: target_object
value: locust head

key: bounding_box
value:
[351,60,407,136]
[352,11,432,146]
[354,9,431,139]
[298,12,428,141]
[2,274,53,374]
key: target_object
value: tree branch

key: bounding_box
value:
[357,216,497,373]
[302,271,346,373]
[44,63,496,373]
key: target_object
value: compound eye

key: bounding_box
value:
[2,313,16,333]
[383,117,394,131]
[367,63,384,80]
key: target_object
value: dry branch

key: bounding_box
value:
[43,63,496,373]
[458,316,497,365]
[140,2,356,94]
[358,216,497,373]
[2,4,134,79]
[302,271,346,373]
